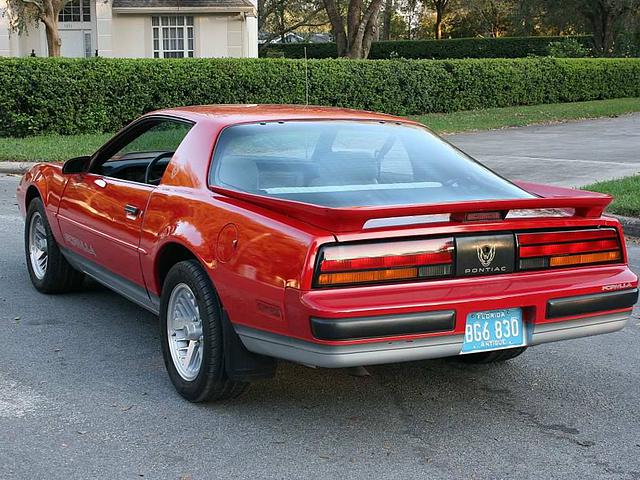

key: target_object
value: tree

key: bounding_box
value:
[474,0,516,37]
[5,0,68,57]
[258,0,329,49]
[571,0,640,53]
[430,0,451,39]
[323,0,385,58]
[381,0,394,40]
[401,0,423,39]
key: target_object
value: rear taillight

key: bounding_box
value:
[517,228,622,270]
[315,238,453,287]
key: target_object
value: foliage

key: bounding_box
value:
[5,98,640,161]
[260,35,595,58]
[548,38,591,57]
[1,56,640,137]
[258,0,328,48]
[533,0,640,54]
[584,175,640,218]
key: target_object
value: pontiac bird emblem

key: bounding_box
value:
[477,244,496,267]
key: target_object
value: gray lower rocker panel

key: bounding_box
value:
[236,311,633,368]
[61,247,160,315]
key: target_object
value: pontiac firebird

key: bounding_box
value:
[16,105,639,402]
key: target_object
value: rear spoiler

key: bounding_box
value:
[211,181,612,233]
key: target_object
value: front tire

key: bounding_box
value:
[160,260,248,402]
[24,198,84,293]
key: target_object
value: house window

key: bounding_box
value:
[59,0,91,22]
[84,32,92,58]
[152,16,194,58]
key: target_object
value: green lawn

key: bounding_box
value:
[0,132,112,162]
[584,175,640,218]
[411,97,640,133]
[1,98,640,162]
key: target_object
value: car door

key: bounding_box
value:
[57,118,193,300]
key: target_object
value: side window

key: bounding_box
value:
[97,119,193,184]
[111,121,192,161]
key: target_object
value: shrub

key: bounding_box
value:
[1,56,639,137]
[548,38,591,58]
[260,36,595,59]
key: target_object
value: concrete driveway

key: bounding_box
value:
[448,113,640,187]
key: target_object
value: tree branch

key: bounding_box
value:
[259,5,327,49]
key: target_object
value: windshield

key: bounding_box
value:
[210,120,533,207]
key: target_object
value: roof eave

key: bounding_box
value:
[112,6,256,15]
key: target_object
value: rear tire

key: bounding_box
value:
[24,198,84,294]
[160,260,248,402]
[456,347,527,364]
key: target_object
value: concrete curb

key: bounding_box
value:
[0,162,39,175]
[609,214,640,238]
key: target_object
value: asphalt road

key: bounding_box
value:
[1,117,640,479]
[450,113,640,187]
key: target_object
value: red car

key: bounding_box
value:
[17,105,638,402]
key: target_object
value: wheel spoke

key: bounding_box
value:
[35,223,46,237]
[166,283,204,381]
[182,340,197,370]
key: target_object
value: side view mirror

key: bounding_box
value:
[62,155,91,174]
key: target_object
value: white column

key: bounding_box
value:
[245,13,258,58]
[95,0,113,57]
[245,0,258,58]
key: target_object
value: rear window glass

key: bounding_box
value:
[210,121,533,207]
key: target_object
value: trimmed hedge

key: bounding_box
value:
[261,35,594,59]
[1,56,639,136]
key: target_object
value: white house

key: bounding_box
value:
[0,0,258,58]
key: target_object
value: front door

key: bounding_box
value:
[57,174,153,287]
[56,118,194,298]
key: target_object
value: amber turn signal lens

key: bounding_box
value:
[317,267,419,286]
[549,251,621,267]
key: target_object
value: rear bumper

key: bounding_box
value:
[309,289,638,341]
[237,310,634,368]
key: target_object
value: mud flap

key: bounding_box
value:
[221,311,277,382]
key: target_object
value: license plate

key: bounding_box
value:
[461,308,525,354]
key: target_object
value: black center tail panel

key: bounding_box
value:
[455,234,515,277]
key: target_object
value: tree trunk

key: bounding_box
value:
[432,0,448,40]
[435,7,443,39]
[323,0,348,56]
[347,0,363,48]
[382,0,393,40]
[41,14,61,57]
[585,8,615,55]
[361,12,378,57]
[601,12,615,54]
[345,0,384,58]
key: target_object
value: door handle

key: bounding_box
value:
[124,204,140,219]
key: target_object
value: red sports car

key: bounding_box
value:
[17,105,638,402]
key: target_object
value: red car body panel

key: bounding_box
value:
[16,105,638,367]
